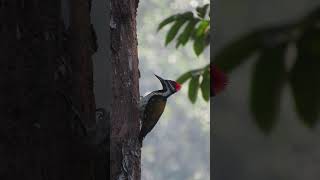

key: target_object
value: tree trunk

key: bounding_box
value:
[0,0,140,179]
[110,0,141,179]
[0,1,107,179]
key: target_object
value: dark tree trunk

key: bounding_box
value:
[0,1,107,179]
[0,0,140,179]
[110,0,141,179]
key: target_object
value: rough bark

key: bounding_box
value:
[110,0,141,179]
[0,1,107,179]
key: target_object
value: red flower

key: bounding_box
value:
[210,65,227,96]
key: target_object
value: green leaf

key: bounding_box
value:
[214,24,296,73]
[195,20,209,37]
[250,45,286,134]
[176,19,199,48]
[289,28,320,128]
[196,4,209,18]
[200,68,210,101]
[178,12,194,20]
[214,31,262,73]
[188,75,200,103]
[299,6,320,27]
[176,71,192,84]
[165,18,188,46]
[157,15,177,31]
[193,35,206,56]
[158,12,194,31]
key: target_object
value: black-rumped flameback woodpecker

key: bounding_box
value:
[138,74,181,145]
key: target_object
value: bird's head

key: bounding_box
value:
[154,74,181,97]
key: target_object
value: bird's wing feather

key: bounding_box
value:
[139,92,155,114]
[139,95,166,139]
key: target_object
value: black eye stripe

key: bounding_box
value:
[167,81,174,91]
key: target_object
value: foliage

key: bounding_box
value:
[158,4,210,103]
[176,65,210,103]
[159,4,320,132]
[138,1,210,179]
[157,4,210,55]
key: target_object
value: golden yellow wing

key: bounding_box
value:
[139,95,167,142]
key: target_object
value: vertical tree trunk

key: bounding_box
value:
[110,0,141,179]
[0,1,106,179]
[0,0,141,179]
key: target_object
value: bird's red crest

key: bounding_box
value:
[211,65,227,96]
[174,82,181,91]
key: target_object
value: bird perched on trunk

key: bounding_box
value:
[138,74,181,145]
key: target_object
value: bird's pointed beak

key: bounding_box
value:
[154,74,166,87]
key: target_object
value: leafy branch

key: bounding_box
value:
[159,4,320,133]
[212,7,320,132]
[158,4,210,104]
[176,65,210,103]
[158,4,210,56]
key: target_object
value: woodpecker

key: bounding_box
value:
[138,74,181,145]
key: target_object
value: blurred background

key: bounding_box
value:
[137,0,320,179]
[213,0,320,180]
[137,0,210,180]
